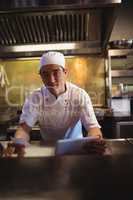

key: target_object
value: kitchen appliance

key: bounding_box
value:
[116,121,133,138]
[111,98,131,117]
[0,0,121,58]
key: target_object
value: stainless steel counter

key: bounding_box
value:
[0,154,133,200]
[1,141,55,157]
[0,138,133,199]
[1,138,133,157]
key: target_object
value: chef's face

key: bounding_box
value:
[40,64,67,92]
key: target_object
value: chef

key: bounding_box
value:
[5,51,106,156]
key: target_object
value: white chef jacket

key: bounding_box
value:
[20,82,100,142]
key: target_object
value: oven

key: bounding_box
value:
[116,121,133,138]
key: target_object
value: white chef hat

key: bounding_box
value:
[39,51,65,71]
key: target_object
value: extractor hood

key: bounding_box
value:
[110,1,133,41]
[0,0,121,58]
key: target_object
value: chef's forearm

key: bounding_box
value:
[87,127,103,139]
[15,123,31,142]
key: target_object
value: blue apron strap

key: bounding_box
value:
[64,120,83,139]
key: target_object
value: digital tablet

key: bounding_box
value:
[55,136,97,155]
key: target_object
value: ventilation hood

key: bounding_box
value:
[0,0,121,58]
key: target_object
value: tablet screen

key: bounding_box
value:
[55,136,97,155]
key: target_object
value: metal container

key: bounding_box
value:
[109,39,133,49]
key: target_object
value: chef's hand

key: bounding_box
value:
[82,138,107,155]
[4,142,25,157]
[0,143,4,157]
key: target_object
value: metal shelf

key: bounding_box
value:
[111,69,133,77]
[108,49,133,57]
[107,48,133,108]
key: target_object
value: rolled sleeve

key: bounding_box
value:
[19,92,41,127]
[80,90,101,131]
